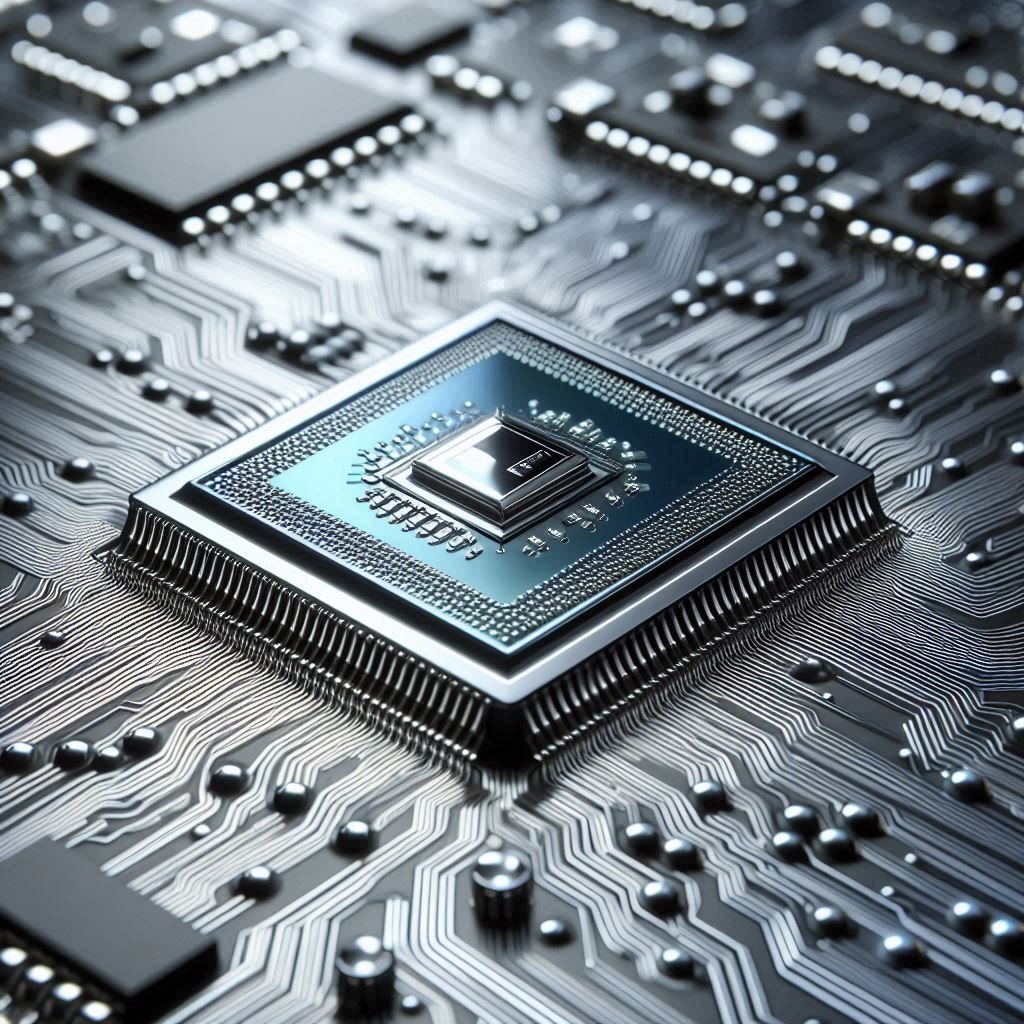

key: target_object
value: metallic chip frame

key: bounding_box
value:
[112,302,889,762]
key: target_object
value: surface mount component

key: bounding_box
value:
[76,64,408,238]
[351,3,474,66]
[13,1,284,106]
[0,839,217,1022]
[111,304,889,763]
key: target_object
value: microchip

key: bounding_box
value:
[112,304,889,763]
[14,2,286,106]
[77,64,409,238]
[820,2,1023,122]
[554,56,846,192]
[386,413,615,541]
[814,148,1024,274]
[351,3,473,66]
[0,839,217,1021]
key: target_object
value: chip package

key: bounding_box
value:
[114,305,886,761]
[350,3,473,67]
[0,839,216,1021]
[77,64,409,237]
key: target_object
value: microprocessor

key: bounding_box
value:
[77,64,409,238]
[16,1,284,105]
[112,304,888,763]
[0,839,217,1021]
[386,413,615,541]
[351,4,473,66]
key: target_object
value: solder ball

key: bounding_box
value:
[272,781,312,815]
[691,779,728,813]
[123,726,161,758]
[879,932,926,968]
[621,821,660,857]
[839,802,883,837]
[209,763,250,796]
[810,905,850,939]
[947,899,988,937]
[780,804,819,838]
[53,740,94,771]
[234,865,280,899]
[3,492,33,517]
[61,457,94,481]
[662,837,701,871]
[658,947,695,979]
[943,767,991,803]
[987,917,1024,957]
[538,918,573,945]
[788,657,833,683]
[1,742,38,774]
[816,827,858,863]
[334,820,373,855]
[772,830,806,862]
[640,879,683,916]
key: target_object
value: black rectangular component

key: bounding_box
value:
[815,152,1024,271]
[555,58,846,189]
[37,2,266,88]
[77,64,407,236]
[833,9,1018,106]
[351,3,472,65]
[0,838,217,1020]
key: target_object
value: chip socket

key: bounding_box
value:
[111,304,893,764]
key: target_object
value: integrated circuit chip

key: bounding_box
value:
[384,413,616,541]
[13,1,290,107]
[111,304,889,763]
[351,3,473,66]
[0,839,217,1021]
[554,54,846,195]
[813,139,1024,275]
[77,64,409,238]
[817,3,1024,131]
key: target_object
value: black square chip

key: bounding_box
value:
[112,304,891,764]
[351,3,473,66]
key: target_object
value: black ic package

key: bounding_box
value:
[351,3,473,65]
[830,4,1019,106]
[555,56,846,191]
[15,1,286,106]
[37,2,256,86]
[77,64,408,238]
[814,141,1024,274]
[0,838,217,1021]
